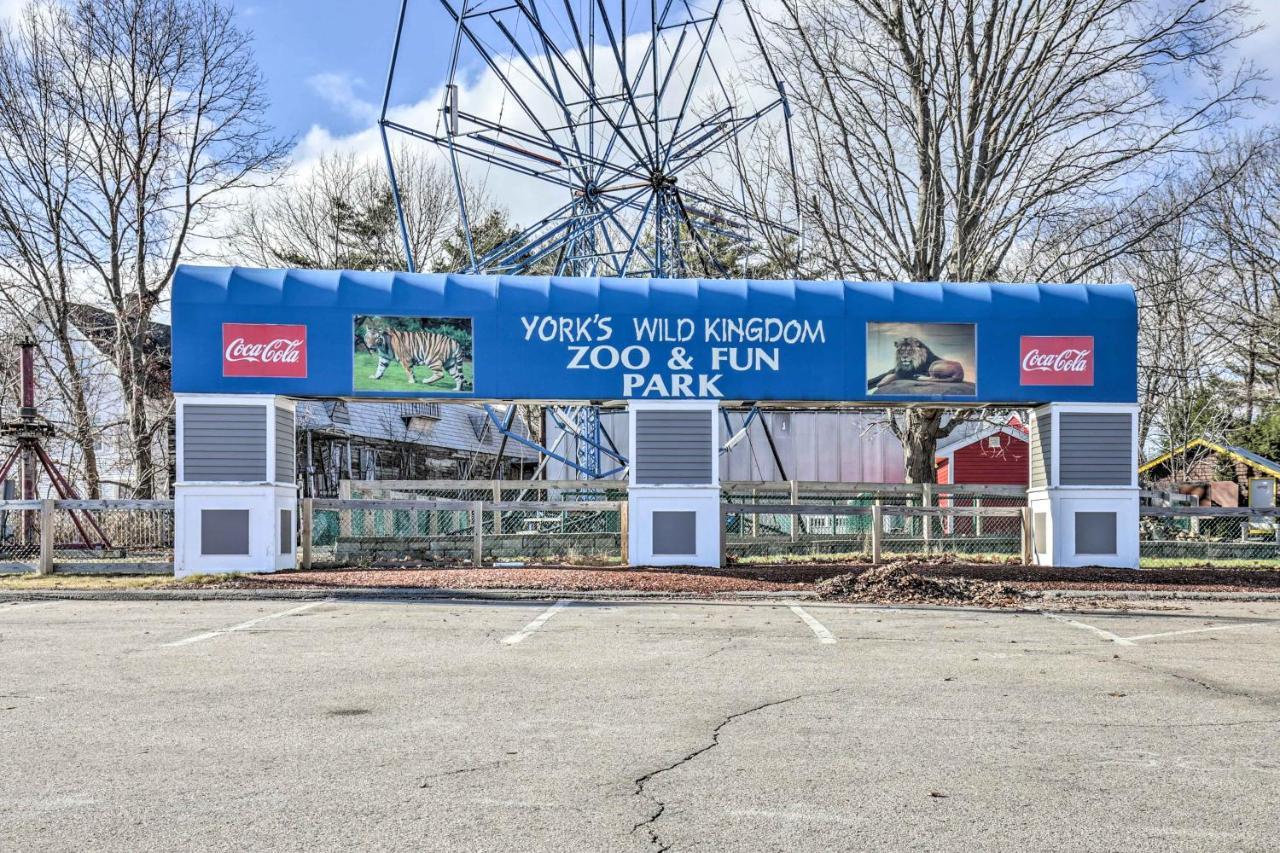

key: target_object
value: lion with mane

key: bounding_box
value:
[869,336,965,389]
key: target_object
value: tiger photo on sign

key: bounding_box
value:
[353,316,474,393]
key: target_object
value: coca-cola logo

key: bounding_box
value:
[222,323,307,378]
[1020,336,1093,386]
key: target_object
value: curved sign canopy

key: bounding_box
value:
[172,266,1137,405]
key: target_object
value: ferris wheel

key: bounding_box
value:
[379,0,801,278]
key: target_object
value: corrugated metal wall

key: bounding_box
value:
[545,410,906,482]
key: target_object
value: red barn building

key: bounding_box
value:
[935,417,1030,486]
[935,417,1029,536]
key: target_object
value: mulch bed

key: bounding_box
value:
[193,556,1280,599]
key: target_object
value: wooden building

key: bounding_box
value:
[1140,439,1280,507]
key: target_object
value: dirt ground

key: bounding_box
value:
[199,558,1280,599]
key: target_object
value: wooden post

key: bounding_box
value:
[870,502,883,565]
[719,504,728,568]
[974,497,983,537]
[471,500,484,566]
[338,479,352,537]
[1021,507,1033,565]
[619,501,629,565]
[38,498,55,575]
[492,482,502,536]
[922,483,934,555]
[789,479,799,542]
[301,497,313,570]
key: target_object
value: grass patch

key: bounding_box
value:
[1139,558,1280,570]
[352,350,474,393]
[733,551,1018,566]
[0,572,240,590]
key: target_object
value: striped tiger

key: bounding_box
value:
[363,326,466,390]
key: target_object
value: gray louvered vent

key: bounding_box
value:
[635,410,714,485]
[1029,409,1052,489]
[1059,412,1132,486]
[275,406,295,484]
[182,405,267,482]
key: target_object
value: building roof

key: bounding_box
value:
[295,400,535,458]
[1139,438,1280,479]
[935,415,1027,455]
[66,303,171,399]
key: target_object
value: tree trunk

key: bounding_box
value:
[896,409,946,484]
[53,337,102,499]
[117,332,155,499]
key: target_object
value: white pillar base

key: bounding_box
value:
[628,487,721,567]
[175,484,298,578]
[1028,487,1138,568]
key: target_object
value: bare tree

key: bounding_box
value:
[764,0,1261,481]
[1198,137,1280,420]
[231,147,462,271]
[0,0,286,497]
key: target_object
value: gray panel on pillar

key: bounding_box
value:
[1030,412,1052,489]
[652,511,697,555]
[183,405,267,481]
[1059,413,1132,486]
[280,508,292,555]
[635,411,713,484]
[201,509,250,555]
[1075,511,1117,555]
[275,407,295,484]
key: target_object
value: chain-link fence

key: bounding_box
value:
[308,498,624,567]
[343,479,628,504]
[1140,509,1280,566]
[0,499,173,573]
[49,501,174,571]
[0,500,42,570]
[724,502,1027,563]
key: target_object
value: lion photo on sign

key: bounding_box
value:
[867,323,976,397]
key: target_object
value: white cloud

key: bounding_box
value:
[0,0,26,21]
[284,2,781,242]
[306,72,379,124]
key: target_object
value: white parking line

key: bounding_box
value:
[162,601,327,648]
[1124,623,1270,642]
[1041,611,1136,646]
[502,600,571,645]
[790,605,837,644]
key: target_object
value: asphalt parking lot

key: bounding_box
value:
[3,596,1280,852]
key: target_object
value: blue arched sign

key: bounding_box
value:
[172,266,1137,404]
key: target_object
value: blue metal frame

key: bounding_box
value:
[481,404,627,479]
[378,0,802,277]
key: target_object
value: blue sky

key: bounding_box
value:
[239,0,1280,157]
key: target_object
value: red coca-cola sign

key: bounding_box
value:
[1020,336,1093,386]
[222,323,307,378]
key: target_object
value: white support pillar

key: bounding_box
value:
[626,399,721,567]
[1026,402,1139,568]
[173,393,298,577]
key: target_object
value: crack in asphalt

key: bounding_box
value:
[629,691,837,851]
[418,760,506,789]
[1117,658,1275,706]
